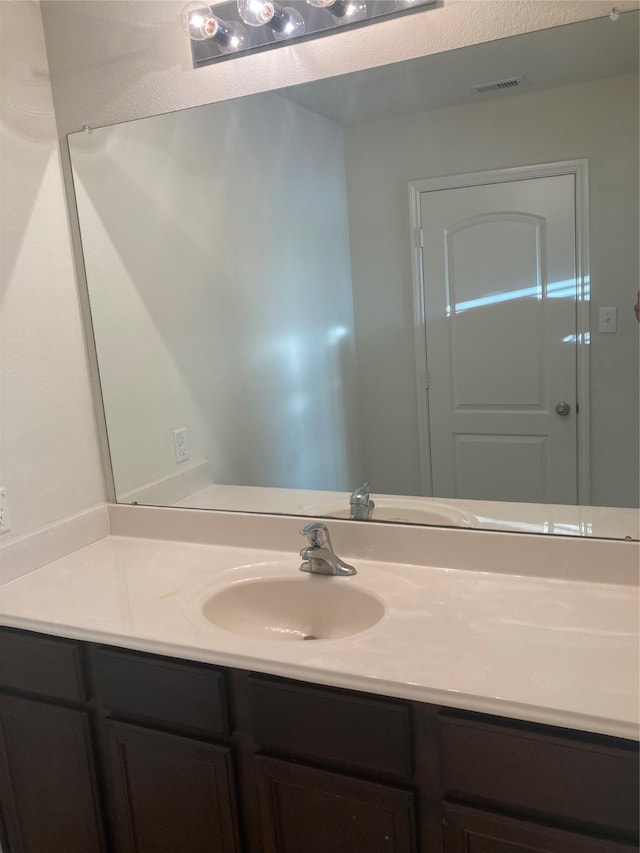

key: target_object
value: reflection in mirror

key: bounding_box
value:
[69,13,639,539]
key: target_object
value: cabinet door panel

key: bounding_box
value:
[0,693,105,853]
[255,755,416,853]
[105,720,240,853]
[443,803,637,853]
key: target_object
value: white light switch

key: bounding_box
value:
[598,307,617,333]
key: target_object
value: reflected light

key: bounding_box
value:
[563,333,591,344]
[447,277,587,317]
[327,325,349,345]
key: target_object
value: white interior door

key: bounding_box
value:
[419,173,579,504]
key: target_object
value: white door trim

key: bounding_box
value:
[408,160,591,504]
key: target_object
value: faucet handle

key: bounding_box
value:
[350,482,370,503]
[350,482,375,520]
[300,521,331,549]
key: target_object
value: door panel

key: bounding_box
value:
[420,173,578,504]
[104,720,240,853]
[0,693,105,853]
[255,755,416,853]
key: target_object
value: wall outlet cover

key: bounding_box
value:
[173,428,189,463]
[0,487,11,535]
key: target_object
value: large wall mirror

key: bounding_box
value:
[68,12,639,540]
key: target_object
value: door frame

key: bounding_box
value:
[408,159,590,504]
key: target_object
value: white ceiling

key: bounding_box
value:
[278,11,639,124]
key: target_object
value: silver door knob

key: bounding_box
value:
[555,402,571,417]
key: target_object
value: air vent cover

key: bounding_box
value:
[471,76,528,95]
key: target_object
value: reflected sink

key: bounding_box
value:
[201,577,384,641]
[310,496,475,527]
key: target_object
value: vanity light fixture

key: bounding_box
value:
[183,0,436,68]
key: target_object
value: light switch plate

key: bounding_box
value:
[598,307,617,333]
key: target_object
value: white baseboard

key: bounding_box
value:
[118,461,213,507]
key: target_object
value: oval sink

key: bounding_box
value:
[202,577,384,641]
[306,497,475,527]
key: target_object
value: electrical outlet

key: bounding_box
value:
[0,487,11,535]
[173,428,189,463]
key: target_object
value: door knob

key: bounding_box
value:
[555,401,571,417]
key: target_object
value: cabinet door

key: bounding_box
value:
[105,719,240,853]
[443,803,638,853]
[0,693,105,853]
[255,755,416,853]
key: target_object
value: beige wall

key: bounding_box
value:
[0,0,105,543]
[345,73,640,507]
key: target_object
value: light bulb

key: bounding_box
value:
[237,0,275,26]
[182,2,216,40]
[329,0,367,23]
[215,19,248,53]
[270,6,305,39]
[182,3,247,51]
[306,0,337,6]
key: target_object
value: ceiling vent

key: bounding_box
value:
[471,76,528,95]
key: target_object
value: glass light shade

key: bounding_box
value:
[216,19,248,52]
[237,0,275,26]
[182,2,217,40]
[271,6,305,40]
[182,2,248,50]
[330,0,367,22]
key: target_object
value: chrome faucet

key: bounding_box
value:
[350,482,375,520]
[299,522,356,576]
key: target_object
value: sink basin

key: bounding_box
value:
[201,577,384,641]
[310,496,475,527]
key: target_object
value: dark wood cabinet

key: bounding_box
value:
[255,755,416,853]
[438,712,639,837]
[0,627,638,853]
[104,720,240,853]
[247,674,413,779]
[442,803,638,853]
[0,690,105,853]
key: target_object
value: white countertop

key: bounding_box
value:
[1,506,638,741]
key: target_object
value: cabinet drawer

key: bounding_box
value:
[442,803,637,853]
[95,648,228,736]
[0,628,86,703]
[247,675,413,778]
[439,714,639,836]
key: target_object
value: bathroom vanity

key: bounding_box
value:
[0,628,637,853]
[0,507,638,853]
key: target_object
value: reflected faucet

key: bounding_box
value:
[299,522,356,576]
[350,482,375,520]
